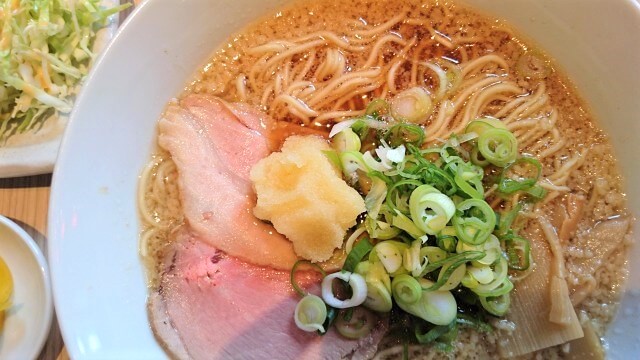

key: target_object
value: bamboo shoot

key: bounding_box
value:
[572,217,630,277]
[498,221,583,357]
[539,216,573,325]
[559,194,586,242]
[566,319,605,360]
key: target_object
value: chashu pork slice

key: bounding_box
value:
[158,94,298,270]
[149,228,388,360]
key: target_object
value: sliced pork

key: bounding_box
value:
[153,95,387,359]
[149,229,388,360]
[158,95,298,270]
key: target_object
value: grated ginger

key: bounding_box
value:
[250,135,365,262]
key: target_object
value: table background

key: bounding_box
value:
[0,2,138,359]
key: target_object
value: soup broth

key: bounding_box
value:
[139,0,632,358]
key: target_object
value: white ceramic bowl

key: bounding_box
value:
[0,215,53,360]
[48,0,640,359]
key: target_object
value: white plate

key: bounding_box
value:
[0,0,121,178]
[0,215,53,360]
[48,0,640,359]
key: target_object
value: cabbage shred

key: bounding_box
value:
[0,0,130,140]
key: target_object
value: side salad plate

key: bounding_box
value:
[0,0,126,178]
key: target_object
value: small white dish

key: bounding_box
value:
[0,215,53,360]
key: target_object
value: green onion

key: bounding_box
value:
[436,261,467,291]
[392,158,423,181]
[438,143,462,165]
[454,173,484,200]
[365,176,387,217]
[363,279,393,312]
[392,210,426,239]
[422,165,458,197]
[480,293,511,316]
[452,199,497,245]
[373,242,405,274]
[456,314,493,333]
[440,226,457,237]
[319,98,540,341]
[365,98,390,117]
[384,123,425,147]
[504,236,531,271]
[386,179,422,214]
[460,273,480,292]
[474,277,513,298]
[470,146,490,167]
[495,204,522,238]
[471,256,513,296]
[437,235,457,253]
[332,127,362,152]
[350,119,370,137]
[340,151,370,180]
[477,128,518,167]
[322,150,342,170]
[457,234,501,266]
[421,252,484,290]
[414,320,457,344]
[403,239,427,277]
[466,264,494,285]
[498,157,542,194]
[335,307,377,339]
[425,60,463,101]
[329,116,389,138]
[368,218,402,240]
[434,320,459,347]
[454,160,484,183]
[390,87,433,124]
[321,306,339,335]
[343,238,373,273]
[321,271,368,309]
[469,256,508,295]
[409,185,456,235]
[397,278,457,325]
[421,246,447,264]
[356,260,391,293]
[402,145,460,196]
[363,150,392,172]
[350,117,389,143]
[464,117,507,136]
[420,250,484,277]
[294,294,328,333]
[392,274,422,304]
[345,226,367,254]
[525,184,547,200]
[290,260,326,297]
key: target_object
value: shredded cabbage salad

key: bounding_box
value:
[0,0,130,140]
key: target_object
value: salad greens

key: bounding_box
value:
[0,0,130,140]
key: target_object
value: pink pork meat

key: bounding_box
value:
[158,94,298,270]
[151,94,387,359]
[149,229,387,359]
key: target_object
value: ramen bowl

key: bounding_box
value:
[48,0,640,358]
